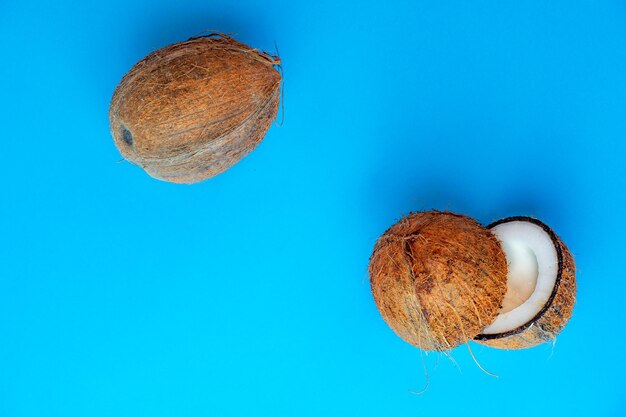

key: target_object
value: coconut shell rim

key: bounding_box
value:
[474,216,566,341]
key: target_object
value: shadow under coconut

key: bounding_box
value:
[95,5,277,104]
[376,176,476,214]
[126,7,275,58]
[362,160,483,234]
[361,128,575,232]
[482,183,567,224]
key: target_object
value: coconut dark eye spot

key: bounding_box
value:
[122,127,133,146]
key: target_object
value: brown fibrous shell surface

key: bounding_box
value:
[475,218,577,350]
[369,211,508,351]
[109,34,281,184]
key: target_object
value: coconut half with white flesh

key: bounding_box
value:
[474,217,577,349]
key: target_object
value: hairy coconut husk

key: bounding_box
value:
[475,217,577,349]
[109,34,281,184]
[369,211,508,351]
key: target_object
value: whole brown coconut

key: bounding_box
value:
[474,217,577,349]
[369,211,508,351]
[109,34,281,183]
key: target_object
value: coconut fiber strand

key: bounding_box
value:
[369,211,508,351]
[109,34,281,184]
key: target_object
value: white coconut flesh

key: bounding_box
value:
[481,220,559,335]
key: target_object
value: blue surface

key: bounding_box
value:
[1,1,625,416]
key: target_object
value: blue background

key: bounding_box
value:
[0,0,625,416]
